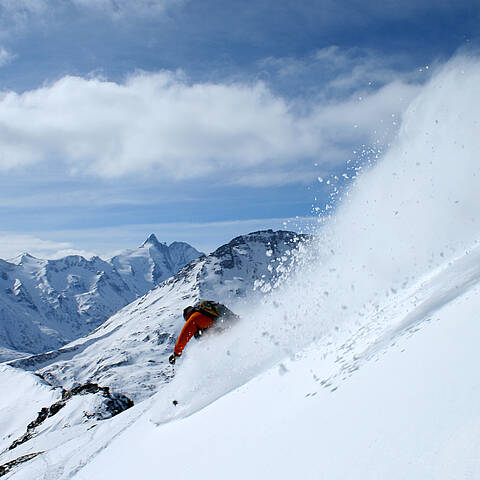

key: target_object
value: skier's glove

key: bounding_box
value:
[169,353,180,365]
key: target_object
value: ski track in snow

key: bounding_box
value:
[357,246,480,362]
[362,250,480,359]
[310,245,480,393]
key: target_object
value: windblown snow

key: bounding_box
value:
[2,55,480,479]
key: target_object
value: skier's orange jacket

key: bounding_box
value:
[174,311,214,356]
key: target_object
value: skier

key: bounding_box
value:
[169,300,238,364]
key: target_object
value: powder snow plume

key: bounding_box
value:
[151,54,480,422]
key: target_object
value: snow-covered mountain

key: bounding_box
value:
[110,235,202,295]
[9,230,309,401]
[0,236,202,361]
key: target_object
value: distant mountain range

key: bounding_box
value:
[0,235,202,361]
[9,230,310,401]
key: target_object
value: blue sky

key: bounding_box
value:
[0,0,478,258]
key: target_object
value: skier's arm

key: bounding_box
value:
[174,312,214,356]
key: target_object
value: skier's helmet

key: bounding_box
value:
[183,306,194,320]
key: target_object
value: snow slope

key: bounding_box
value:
[0,365,60,454]
[75,275,480,480]
[4,243,480,480]
[0,236,202,360]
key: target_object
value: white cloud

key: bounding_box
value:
[46,248,98,259]
[0,47,15,67]
[260,46,426,99]
[310,81,422,146]
[0,67,421,185]
[0,233,96,260]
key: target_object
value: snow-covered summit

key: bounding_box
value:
[168,241,205,273]
[110,234,203,296]
[141,233,165,248]
[8,253,42,266]
[199,229,307,299]
[0,236,203,361]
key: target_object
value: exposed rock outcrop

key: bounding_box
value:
[9,383,133,451]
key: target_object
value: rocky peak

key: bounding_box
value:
[141,234,166,250]
[212,230,309,260]
[9,253,41,266]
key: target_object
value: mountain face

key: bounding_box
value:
[110,235,203,295]
[0,236,202,361]
[9,230,309,402]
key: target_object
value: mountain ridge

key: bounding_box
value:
[0,235,203,361]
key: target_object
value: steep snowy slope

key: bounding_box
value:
[9,230,308,401]
[3,245,480,480]
[0,236,202,361]
[0,366,133,479]
[0,365,60,454]
[73,274,480,480]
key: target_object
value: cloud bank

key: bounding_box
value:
[0,233,96,260]
[0,69,421,185]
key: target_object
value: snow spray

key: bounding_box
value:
[151,55,480,423]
